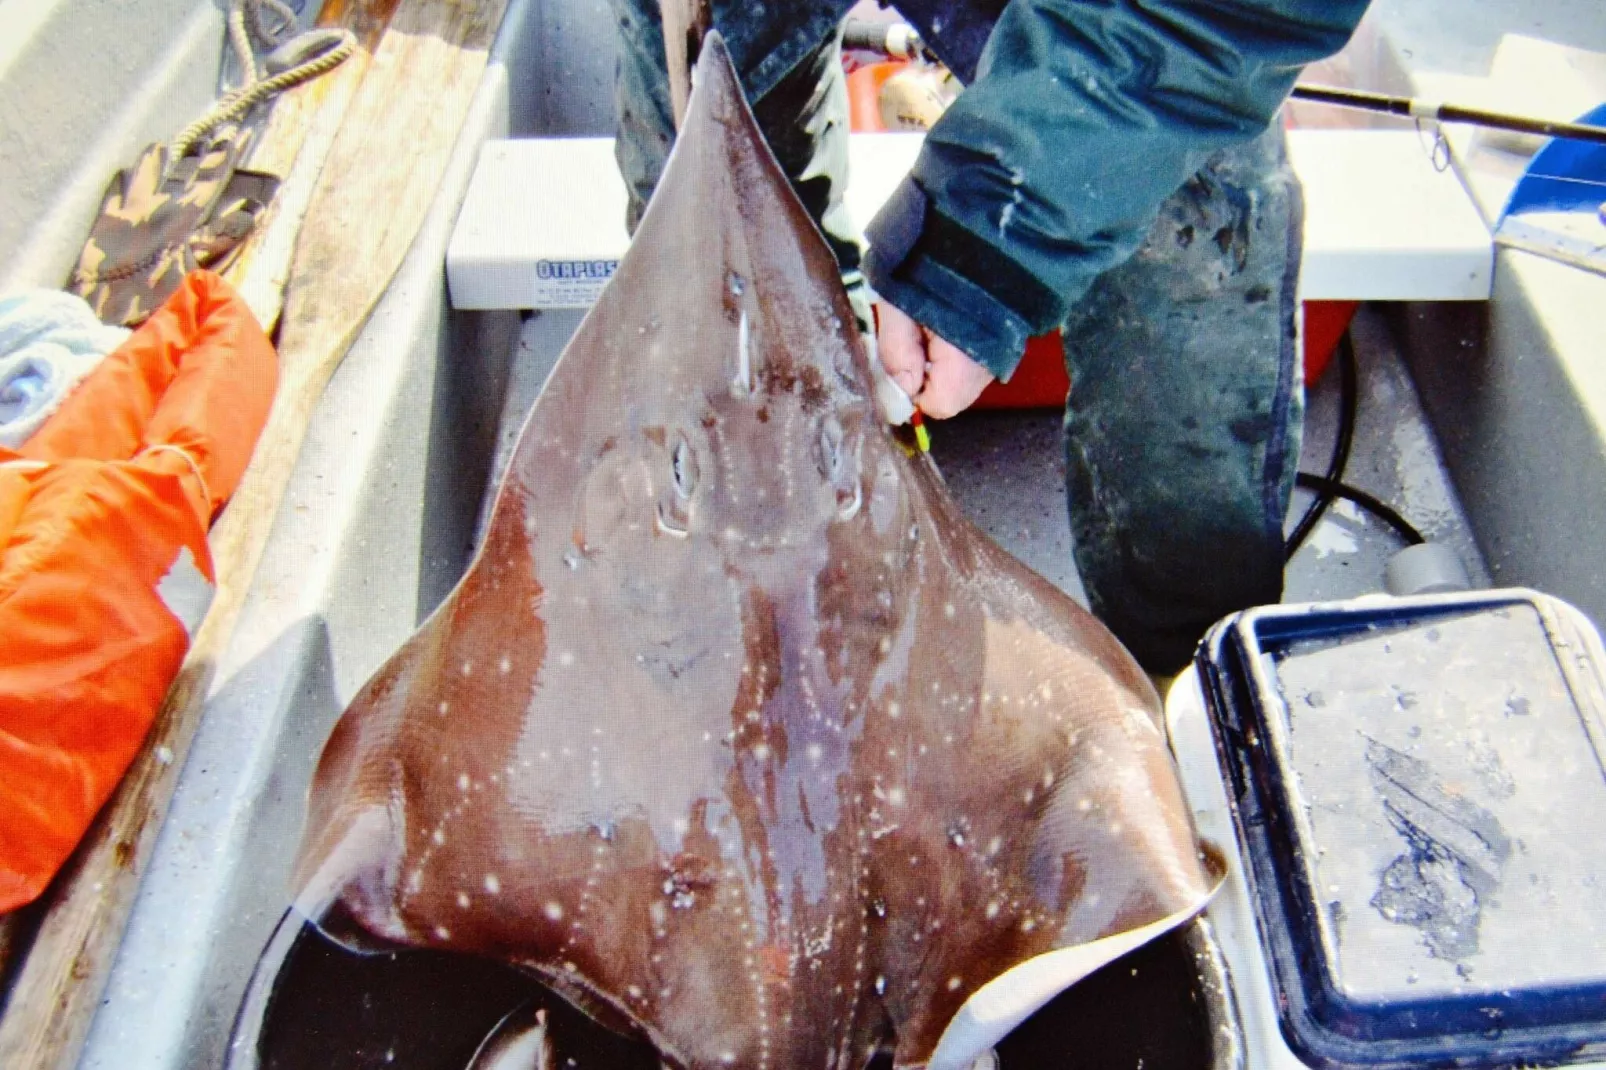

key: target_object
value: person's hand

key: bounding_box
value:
[876,302,994,419]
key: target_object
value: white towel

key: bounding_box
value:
[0,290,130,448]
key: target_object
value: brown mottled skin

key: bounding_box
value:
[295,36,1216,1070]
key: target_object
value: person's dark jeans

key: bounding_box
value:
[609,4,1303,675]
[1061,126,1304,674]
[610,0,865,326]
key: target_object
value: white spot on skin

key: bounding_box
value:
[944,603,956,619]
[734,310,752,393]
[947,976,963,991]
[1021,918,1037,933]
[559,651,576,667]
[807,743,824,763]
[887,786,906,806]
[545,901,565,922]
[985,901,1000,919]
[752,743,771,761]
[1077,798,1092,812]
[457,892,471,908]
[438,701,449,715]
[458,774,471,791]
[887,702,901,719]
[461,661,473,676]
[432,828,447,846]
[499,655,511,674]
[434,925,451,940]
[484,874,501,895]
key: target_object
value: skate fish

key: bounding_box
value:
[293,34,1221,1070]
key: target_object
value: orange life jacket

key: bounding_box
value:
[0,270,276,911]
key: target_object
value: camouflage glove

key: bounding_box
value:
[67,123,279,328]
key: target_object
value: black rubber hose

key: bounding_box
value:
[841,19,934,62]
[1294,473,1426,546]
[1285,328,1359,558]
[842,19,893,53]
[1285,328,1429,554]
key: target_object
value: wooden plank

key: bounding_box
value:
[659,0,712,128]
[0,0,509,1063]
[222,0,403,330]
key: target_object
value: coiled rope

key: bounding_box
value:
[167,0,356,168]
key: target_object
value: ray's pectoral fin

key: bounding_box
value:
[925,852,1224,1070]
[909,564,1228,1070]
[292,614,444,941]
[925,740,1226,1070]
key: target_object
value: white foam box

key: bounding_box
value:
[446,130,1492,311]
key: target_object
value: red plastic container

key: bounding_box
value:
[1300,299,1359,387]
[973,301,1358,410]
[975,335,1071,409]
[846,61,906,134]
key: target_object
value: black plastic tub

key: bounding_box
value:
[227,906,1243,1070]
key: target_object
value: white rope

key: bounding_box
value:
[166,0,356,170]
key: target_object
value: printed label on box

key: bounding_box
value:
[530,258,620,307]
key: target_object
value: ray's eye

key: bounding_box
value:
[672,438,698,499]
[657,436,697,538]
[817,418,844,480]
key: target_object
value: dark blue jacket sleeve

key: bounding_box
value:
[862,0,1370,381]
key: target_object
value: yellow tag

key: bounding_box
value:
[914,421,931,453]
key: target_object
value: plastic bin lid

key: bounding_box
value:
[1198,590,1606,1070]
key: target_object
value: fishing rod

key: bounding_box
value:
[841,20,1606,148]
[1289,85,1606,147]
